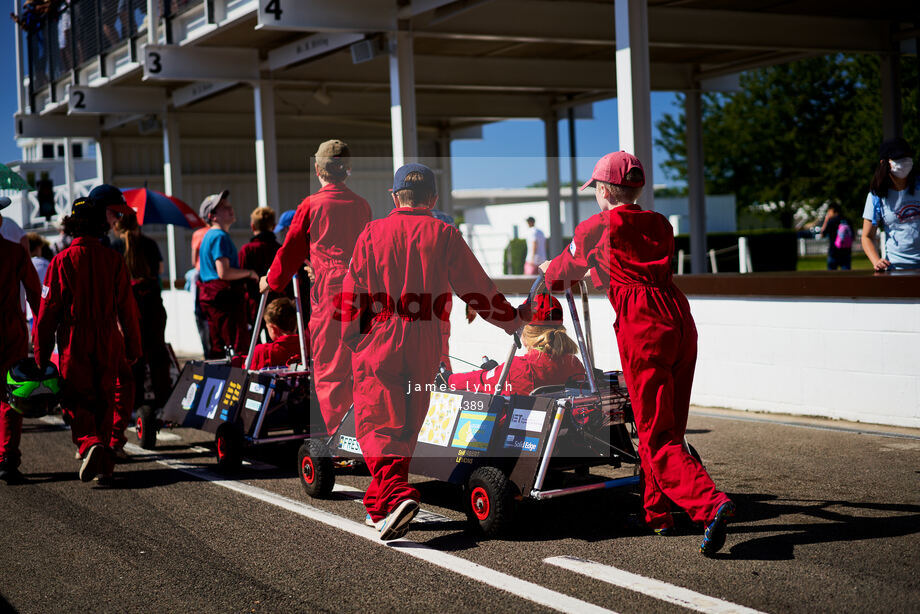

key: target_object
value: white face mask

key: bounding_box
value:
[889,157,913,179]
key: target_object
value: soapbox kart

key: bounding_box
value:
[297,275,645,535]
[143,275,321,472]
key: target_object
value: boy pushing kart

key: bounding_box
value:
[342,163,521,540]
[541,151,735,556]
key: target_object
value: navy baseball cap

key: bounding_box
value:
[0,196,11,211]
[274,209,295,232]
[88,184,132,215]
[392,163,437,195]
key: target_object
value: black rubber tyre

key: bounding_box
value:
[215,424,243,473]
[298,439,335,498]
[466,466,516,536]
[136,405,157,450]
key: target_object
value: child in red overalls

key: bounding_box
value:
[342,163,521,540]
[542,152,735,556]
[0,199,42,484]
[233,297,306,370]
[33,196,142,486]
[447,294,583,396]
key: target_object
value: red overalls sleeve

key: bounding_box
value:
[19,251,42,316]
[544,216,605,292]
[33,258,63,366]
[340,233,369,351]
[447,230,520,335]
[115,259,143,361]
[267,201,310,292]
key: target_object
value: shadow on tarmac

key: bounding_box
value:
[725,492,920,560]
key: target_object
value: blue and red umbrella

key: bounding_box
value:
[122,188,206,228]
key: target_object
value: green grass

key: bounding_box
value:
[796,254,873,271]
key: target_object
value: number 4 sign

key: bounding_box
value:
[257,0,397,32]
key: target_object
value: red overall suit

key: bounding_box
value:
[448,351,584,396]
[246,334,304,370]
[341,208,520,522]
[0,239,42,470]
[545,205,730,529]
[267,183,371,433]
[239,231,281,324]
[33,237,142,468]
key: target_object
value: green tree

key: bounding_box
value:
[656,53,920,227]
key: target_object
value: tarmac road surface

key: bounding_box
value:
[1,407,918,613]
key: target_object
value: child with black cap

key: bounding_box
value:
[342,163,521,540]
[33,195,142,486]
[541,151,734,556]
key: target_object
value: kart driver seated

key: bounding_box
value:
[444,295,584,395]
[233,297,305,370]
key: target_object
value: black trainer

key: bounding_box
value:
[700,501,736,557]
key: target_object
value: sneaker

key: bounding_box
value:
[111,448,129,462]
[653,526,676,536]
[74,450,82,461]
[700,501,736,557]
[376,499,419,541]
[95,473,115,488]
[0,465,26,485]
[79,445,104,483]
[365,513,375,527]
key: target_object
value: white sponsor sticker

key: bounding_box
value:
[486,367,497,379]
[41,284,49,298]
[509,408,546,433]
[245,398,263,412]
[248,382,265,395]
[338,434,362,454]
[569,240,577,256]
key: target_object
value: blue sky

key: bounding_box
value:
[0,20,681,189]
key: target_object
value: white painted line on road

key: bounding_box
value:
[545,556,766,614]
[40,415,65,426]
[692,410,920,441]
[125,443,615,614]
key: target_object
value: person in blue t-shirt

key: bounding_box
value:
[197,190,258,358]
[861,137,920,271]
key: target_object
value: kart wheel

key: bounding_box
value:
[298,439,335,498]
[215,424,243,473]
[466,466,516,536]
[136,405,157,450]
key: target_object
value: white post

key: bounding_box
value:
[63,138,76,205]
[544,115,563,259]
[437,130,453,217]
[798,237,806,257]
[162,109,182,291]
[567,106,580,228]
[94,137,114,184]
[668,214,680,236]
[709,249,718,274]
[388,27,418,173]
[13,0,24,114]
[146,0,159,45]
[614,0,654,210]
[253,80,279,209]
[685,88,708,274]
[677,249,685,275]
[738,237,749,273]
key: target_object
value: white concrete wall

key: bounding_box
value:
[163,287,919,428]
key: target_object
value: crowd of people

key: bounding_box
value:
[3,135,917,555]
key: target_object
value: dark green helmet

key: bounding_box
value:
[6,360,61,418]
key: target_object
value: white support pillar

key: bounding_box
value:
[544,115,563,259]
[63,137,76,205]
[13,0,24,114]
[388,27,418,172]
[162,110,182,291]
[685,89,708,275]
[437,130,453,217]
[567,106,580,228]
[614,0,654,210]
[880,52,902,140]
[95,137,113,184]
[146,0,159,45]
[253,80,279,209]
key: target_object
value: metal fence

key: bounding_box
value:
[22,0,202,102]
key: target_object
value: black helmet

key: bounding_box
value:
[6,360,61,418]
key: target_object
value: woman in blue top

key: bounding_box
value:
[197,191,258,358]
[861,137,920,271]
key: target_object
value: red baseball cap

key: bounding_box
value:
[520,294,564,326]
[580,151,645,191]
